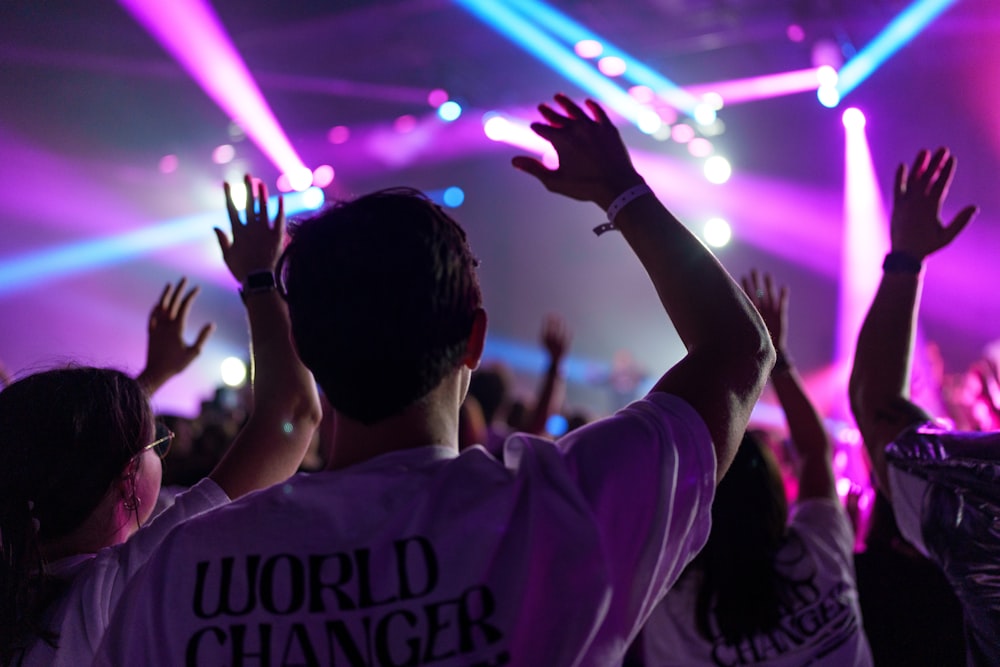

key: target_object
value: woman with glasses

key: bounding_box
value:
[0,177,322,667]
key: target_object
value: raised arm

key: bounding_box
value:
[848,148,978,495]
[743,270,835,500]
[513,95,773,478]
[208,176,322,499]
[520,313,570,435]
[136,277,215,395]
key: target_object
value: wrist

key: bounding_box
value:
[772,349,793,377]
[593,181,653,236]
[883,251,923,274]
[239,270,277,303]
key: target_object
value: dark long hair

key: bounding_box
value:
[690,431,792,643]
[0,367,152,665]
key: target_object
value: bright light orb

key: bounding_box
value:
[483,114,508,141]
[704,156,732,184]
[212,144,235,164]
[327,126,350,144]
[438,101,462,122]
[546,414,569,436]
[427,88,449,108]
[276,174,291,193]
[227,181,248,210]
[842,107,866,130]
[636,108,662,135]
[817,65,839,88]
[300,187,325,210]
[702,92,724,111]
[817,85,840,108]
[443,186,465,208]
[703,217,732,247]
[574,39,603,59]
[287,167,313,192]
[786,24,805,43]
[312,165,335,188]
[693,103,717,126]
[221,357,247,387]
[652,124,672,142]
[597,56,627,77]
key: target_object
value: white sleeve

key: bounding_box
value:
[554,393,716,632]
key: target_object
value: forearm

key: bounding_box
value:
[849,272,928,491]
[771,362,834,499]
[615,195,770,364]
[614,192,773,475]
[210,291,321,498]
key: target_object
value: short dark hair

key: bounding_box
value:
[281,188,482,424]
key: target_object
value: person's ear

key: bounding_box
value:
[463,308,487,370]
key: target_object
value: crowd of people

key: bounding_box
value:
[0,94,995,666]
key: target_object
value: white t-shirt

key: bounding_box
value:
[18,478,229,667]
[642,498,872,667]
[887,424,1000,666]
[95,393,716,667]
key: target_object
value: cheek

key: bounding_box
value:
[137,451,163,523]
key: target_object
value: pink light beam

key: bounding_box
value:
[685,67,825,106]
[835,108,890,420]
[119,0,308,180]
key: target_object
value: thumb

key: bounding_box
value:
[191,322,215,354]
[512,156,552,183]
[943,205,979,246]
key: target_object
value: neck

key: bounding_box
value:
[326,370,467,471]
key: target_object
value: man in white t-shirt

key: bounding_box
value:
[850,147,999,664]
[95,94,774,666]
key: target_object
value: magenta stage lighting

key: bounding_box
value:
[833,108,889,418]
[685,68,826,106]
[119,0,307,177]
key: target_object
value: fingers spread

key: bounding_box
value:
[945,205,979,244]
[555,93,588,120]
[585,99,611,125]
[192,323,215,353]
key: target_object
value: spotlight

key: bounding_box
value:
[227,181,248,210]
[394,115,418,133]
[636,109,662,135]
[287,168,313,192]
[671,124,695,144]
[427,88,449,108]
[438,101,463,122]
[327,126,350,144]
[704,156,732,184]
[212,144,235,165]
[817,65,839,88]
[842,107,866,130]
[693,103,717,126]
[703,217,732,247]
[220,357,247,387]
[312,165,335,188]
[443,186,465,208]
[628,85,655,103]
[597,56,627,77]
[687,138,714,158]
[299,187,325,210]
[817,85,841,108]
[574,39,603,58]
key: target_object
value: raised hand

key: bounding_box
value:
[215,175,285,284]
[138,277,215,394]
[890,147,978,260]
[540,314,571,365]
[741,270,788,354]
[512,94,644,209]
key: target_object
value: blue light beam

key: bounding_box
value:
[497,0,701,115]
[0,188,324,296]
[453,0,644,124]
[836,0,959,99]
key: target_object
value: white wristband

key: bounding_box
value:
[593,184,653,236]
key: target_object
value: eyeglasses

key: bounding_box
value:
[142,422,175,460]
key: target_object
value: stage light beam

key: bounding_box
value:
[119,0,308,177]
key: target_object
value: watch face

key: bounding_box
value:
[246,271,276,289]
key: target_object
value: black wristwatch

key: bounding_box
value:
[239,270,276,302]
